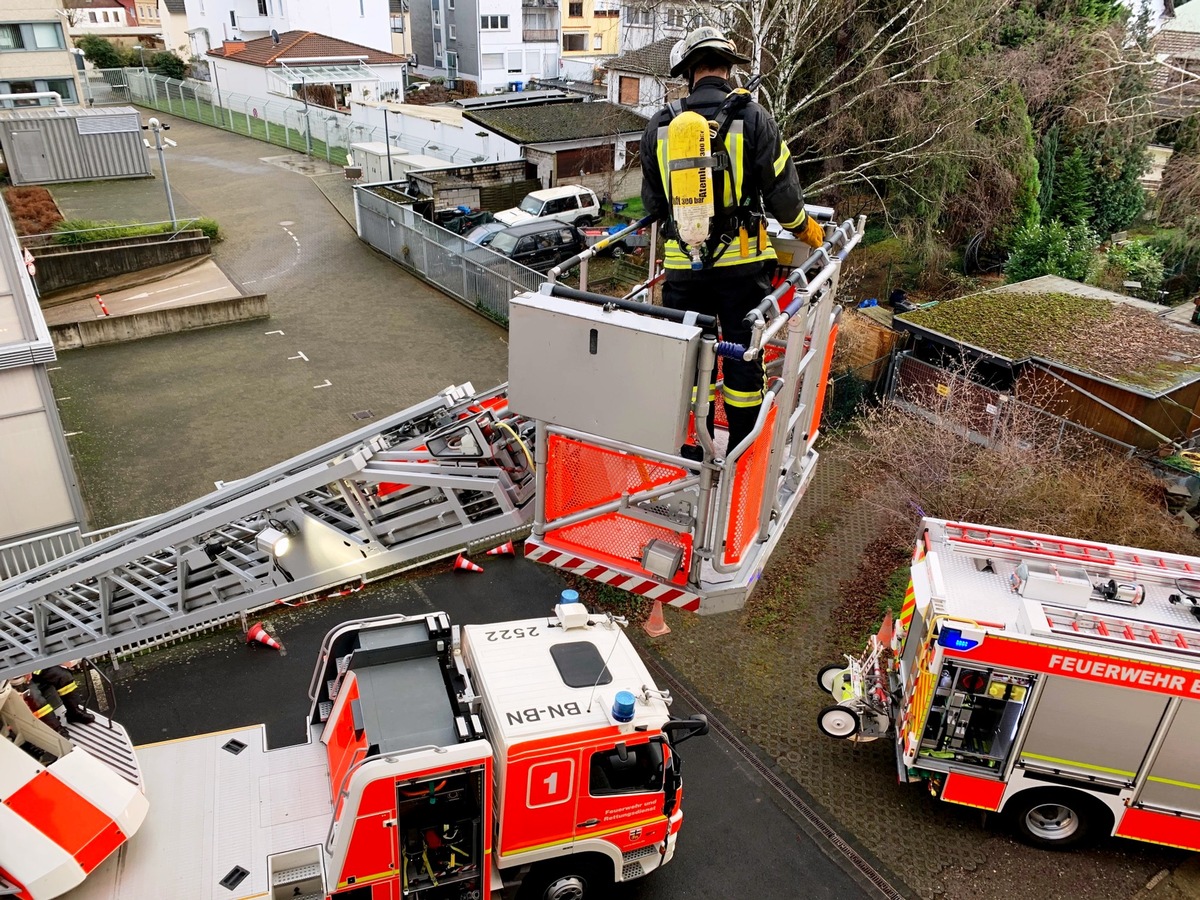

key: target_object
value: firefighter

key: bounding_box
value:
[10,674,70,736]
[641,26,827,454]
[32,663,95,725]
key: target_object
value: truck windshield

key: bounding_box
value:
[519,196,544,215]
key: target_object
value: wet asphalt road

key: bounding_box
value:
[107,557,889,899]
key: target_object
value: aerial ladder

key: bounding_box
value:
[0,209,865,682]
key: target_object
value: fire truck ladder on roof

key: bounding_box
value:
[1042,606,1200,659]
[0,384,535,680]
[943,522,1200,584]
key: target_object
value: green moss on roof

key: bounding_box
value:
[899,291,1200,393]
[463,102,649,144]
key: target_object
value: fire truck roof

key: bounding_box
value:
[920,519,1200,666]
[464,612,672,748]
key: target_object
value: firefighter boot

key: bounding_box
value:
[62,691,95,726]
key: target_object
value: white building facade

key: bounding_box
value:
[180,0,392,59]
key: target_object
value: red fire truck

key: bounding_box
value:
[819,518,1200,851]
[1,598,707,900]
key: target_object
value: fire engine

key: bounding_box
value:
[1,600,708,899]
[0,210,866,898]
[819,518,1200,851]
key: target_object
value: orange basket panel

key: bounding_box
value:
[544,513,693,585]
[544,435,688,521]
[723,405,777,566]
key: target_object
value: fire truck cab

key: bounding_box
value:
[820,518,1200,852]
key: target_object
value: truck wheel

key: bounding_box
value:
[817,664,847,694]
[518,860,609,900]
[1005,789,1112,850]
[817,705,860,739]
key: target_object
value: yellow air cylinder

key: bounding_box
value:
[667,110,715,269]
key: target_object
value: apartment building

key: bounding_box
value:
[0,3,83,108]
[410,0,559,94]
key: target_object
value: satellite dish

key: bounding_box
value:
[271,29,280,44]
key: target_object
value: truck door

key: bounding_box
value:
[1136,699,1200,816]
[502,748,583,856]
[1019,677,1170,787]
[575,738,668,844]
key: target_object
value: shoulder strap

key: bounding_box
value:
[666,98,686,121]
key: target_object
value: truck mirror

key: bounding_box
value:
[663,715,708,746]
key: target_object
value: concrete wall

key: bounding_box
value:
[50,293,268,349]
[33,232,210,295]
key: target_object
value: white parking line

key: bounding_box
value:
[289,351,309,362]
[137,287,227,311]
[313,379,332,389]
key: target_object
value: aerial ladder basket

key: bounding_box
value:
[518,210,867,615]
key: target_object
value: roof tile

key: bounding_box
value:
[207,30,407,67]
[605,37,679,77]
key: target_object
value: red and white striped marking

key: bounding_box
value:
[524,539,702,611]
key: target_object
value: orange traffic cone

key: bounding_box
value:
[453,553,484,573]
[486,541,515,557]
[247,622,285,654]
[643,599,671,637]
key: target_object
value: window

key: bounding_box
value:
[665,6,688,27]
[568,1,583,16]
[0,23,66,50]
[482,52,504,69]
[594,0,618,14]
[0,77,77,107]
[433,9,440,25]
[593,33,603,49]
[625,7,652,25]
[359,0,365,15]
[480,14,508,29]
[448,23,455,38]
[562,32,586,51]
[230,10,237,27]
[391,14,405,31]
[507,50,522,72]
[589,743,664,795]
[448,0,455,8]
[258,0,268,14]
[619,75,638,105]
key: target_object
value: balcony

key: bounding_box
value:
[523,28,558,41]
[522,0,558,7]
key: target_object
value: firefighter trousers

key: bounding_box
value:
[663,268,772,453]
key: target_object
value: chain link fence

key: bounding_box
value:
[90,69,482,167]
[356,186,543,326]
[887,352,1136,458]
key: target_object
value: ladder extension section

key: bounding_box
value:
[943,522,1200,584]
[1044,606,1200,659]
[0,385,535,679]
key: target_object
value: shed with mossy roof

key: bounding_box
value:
[892,275,1200,449]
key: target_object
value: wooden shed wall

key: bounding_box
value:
[1016,366,1200,448]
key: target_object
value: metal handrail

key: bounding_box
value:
[547,214,655,284]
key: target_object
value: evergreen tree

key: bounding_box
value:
[1047,149,1094,226]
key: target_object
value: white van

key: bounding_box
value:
[494,185,601,227]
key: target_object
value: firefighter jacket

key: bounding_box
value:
[641,76,809,278]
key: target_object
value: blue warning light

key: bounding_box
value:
[938,627,981,652]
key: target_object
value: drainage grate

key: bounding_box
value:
[219,866,249,890]
[350,410,375,421]
[222,739,247,755]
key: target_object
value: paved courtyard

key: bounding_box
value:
[49,116,508,527]
[42,117,1197,899]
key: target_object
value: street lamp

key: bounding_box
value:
[132,43,146,70]
[143,117,177,227]
[70,49,94,107]
[382,108,393,180]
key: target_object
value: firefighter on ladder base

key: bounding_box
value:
[640,26,827,454]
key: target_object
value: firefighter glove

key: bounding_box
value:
[798,214,825,249]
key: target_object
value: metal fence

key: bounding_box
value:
[356,186,543,325]
[92,68,482,167]
[886,352,1137,458]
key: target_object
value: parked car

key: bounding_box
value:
[493,185,601,227]
[486,220,586,272]
[464,222,507,246]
